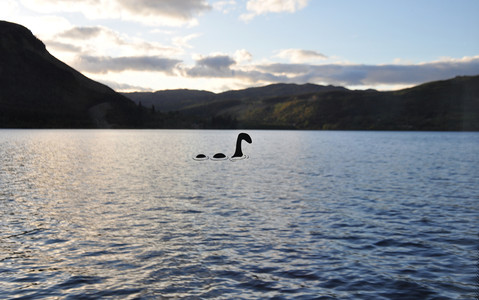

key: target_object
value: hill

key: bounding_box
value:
[124,89,216,112]
[0,20,138,128]
[123,83,346,113]
[233,75,479,130]
[124,76,479,130]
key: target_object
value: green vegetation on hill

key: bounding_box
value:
[125,76,479,131]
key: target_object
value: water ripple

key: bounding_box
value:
[0,130,478,299]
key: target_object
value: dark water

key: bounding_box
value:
[0,130,478,299]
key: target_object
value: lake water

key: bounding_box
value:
[0,130,478,299]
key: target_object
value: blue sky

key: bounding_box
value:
[2,0,479,92]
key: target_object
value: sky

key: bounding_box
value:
[2,0,479,93]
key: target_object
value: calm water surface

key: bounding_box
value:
[0,130,478,299]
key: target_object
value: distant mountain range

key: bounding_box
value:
[122,84,347,113]
[1,20,478,130]
[123,76,479,130]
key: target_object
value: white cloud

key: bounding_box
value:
[20,0,212,26]
[275,49,327,63]
[50,26,180,58]
[234,49,253,63]
[213,0,237,13]
[241,0,310,21]
[172,33,201,49]
[37,24,193,81]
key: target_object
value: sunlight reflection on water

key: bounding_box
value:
[0,130,478,299]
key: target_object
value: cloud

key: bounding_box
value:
[178,54,479,90]
[118,0,211,20]
[234,49,253,63]
[84,55,479,93]
[73,55,181,74]
[257,56,479,87]
[241,0,310,21]
[181,53,287,83]
[99,79,153,92]
[172,33,201,49]
[20,0,212,26]
[49,26,181,59]
[198,55,236,68]
[213,0,237,13]
[45,40,82,52]
[186,54,237,77]
[275,49,327,63]
[58,26,102,39]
